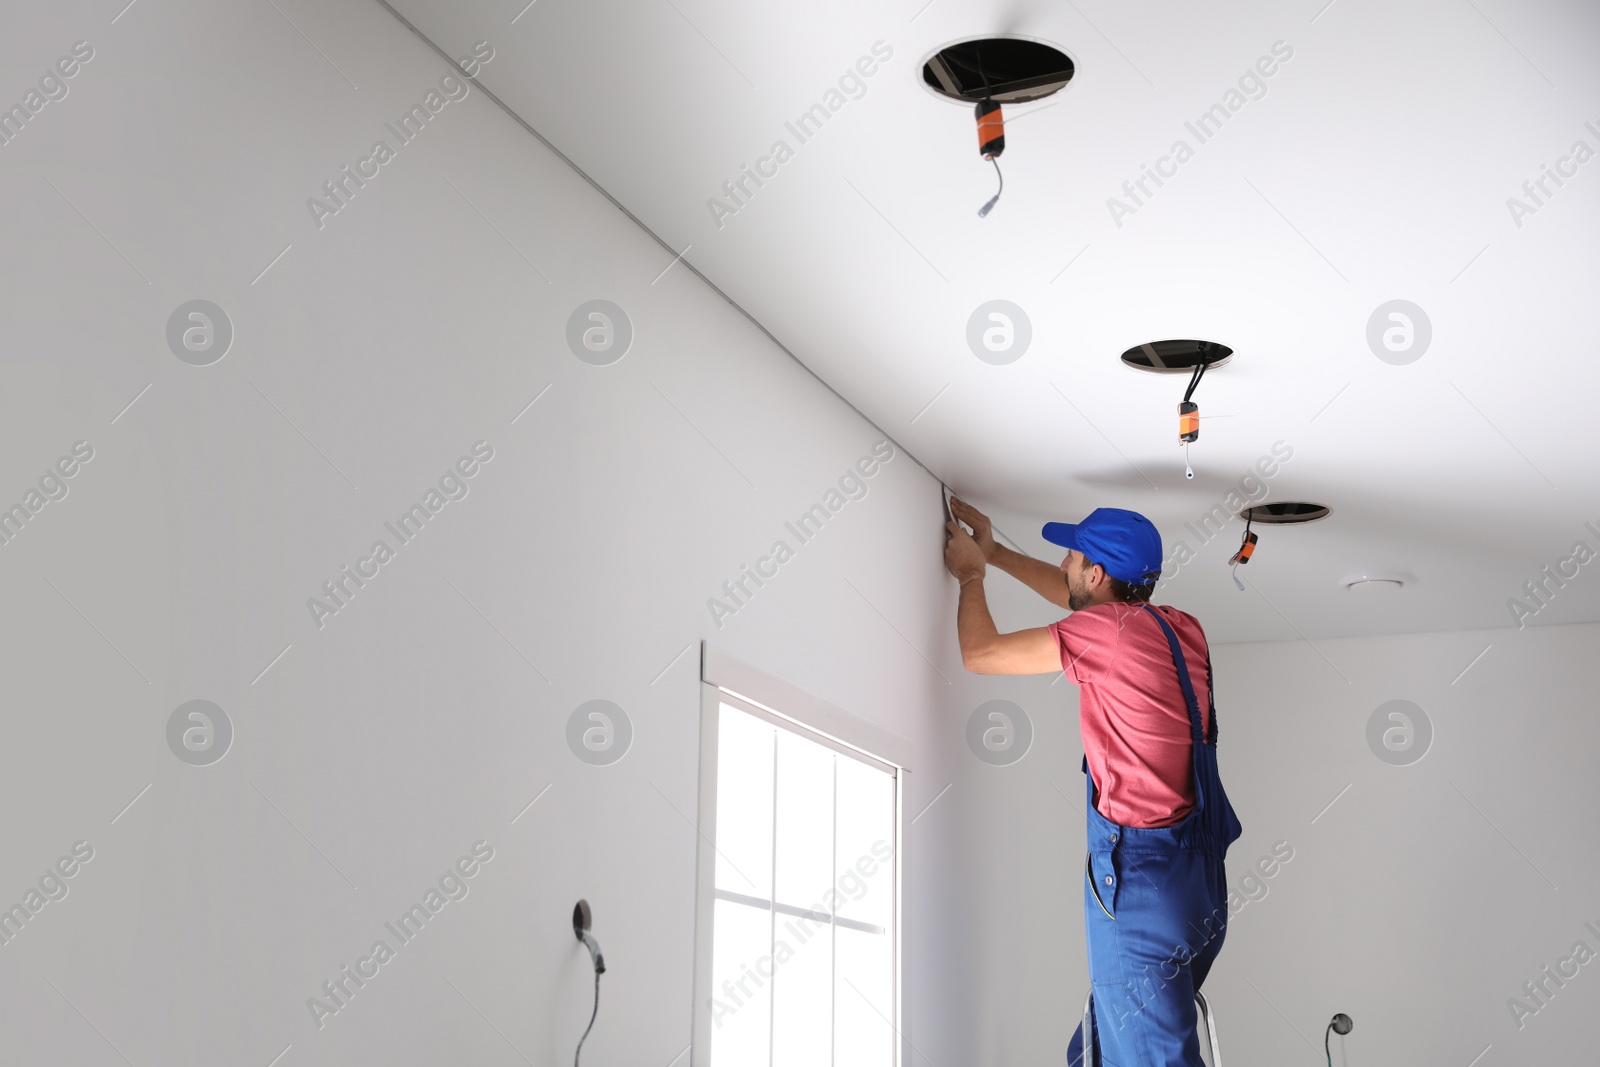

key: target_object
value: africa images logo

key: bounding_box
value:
[306,841,495,1030]
[306,42,495,230]
[966,700,1033,766]
[306,441,495,630]
[706,41,893,229]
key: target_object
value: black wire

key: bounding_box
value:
[1325,1022,1333,1067]
[575,970,600,1067]
[1183,358,1208,403]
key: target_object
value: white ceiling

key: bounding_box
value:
[393,0,1600,642]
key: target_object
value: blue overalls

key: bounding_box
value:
[1067,605,1243,1067]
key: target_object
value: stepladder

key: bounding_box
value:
[1077,989,1224,1067]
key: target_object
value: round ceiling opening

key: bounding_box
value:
[1240,502,1332,525]
[921,38,1075,104]
[1120,339,1234,373]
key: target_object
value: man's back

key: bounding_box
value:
[1049,602,1212,828]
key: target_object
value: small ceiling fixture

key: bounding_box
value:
[1341,572,1412,592]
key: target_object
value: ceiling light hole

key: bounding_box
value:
[1121,339,1234,373]
[921,37,1075,104]
[1240,502,1332,525]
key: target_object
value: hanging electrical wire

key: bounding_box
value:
[572,901,606,1067]
[1229,512,1257,591]
[574,970,601,1067]
[974,46,1005,217]
[977,148,1004,217]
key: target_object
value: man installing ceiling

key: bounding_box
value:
[943,496,1242,1067]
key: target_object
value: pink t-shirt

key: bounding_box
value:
[1048,603,1212,829]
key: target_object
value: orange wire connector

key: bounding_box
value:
[976,99,1005,158]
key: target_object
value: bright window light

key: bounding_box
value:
[707,700,898,1067]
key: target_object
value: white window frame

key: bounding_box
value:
[691,644,911,1067]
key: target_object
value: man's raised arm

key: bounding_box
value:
[944,521,1062,675]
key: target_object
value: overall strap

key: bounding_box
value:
[1201,649,1218,744]
[1139,605,1207,747]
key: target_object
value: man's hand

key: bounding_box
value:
[949,496,997,561]
[948,494,1074,611]
[944,521,986,583]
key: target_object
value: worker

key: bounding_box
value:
[943,497,1242,1067]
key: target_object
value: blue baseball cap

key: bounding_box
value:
[1041,508,1163,585]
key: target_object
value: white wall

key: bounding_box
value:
[1209,618,1600,1067]
[0,4,959,1065]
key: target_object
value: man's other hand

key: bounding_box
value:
[945,521,986,582]
[949,497,997,561]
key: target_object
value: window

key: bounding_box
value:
[693,679,901,1067]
